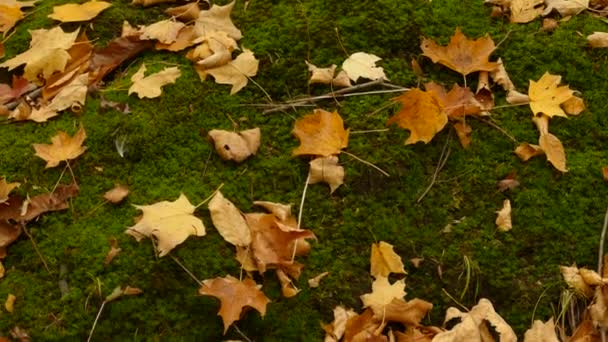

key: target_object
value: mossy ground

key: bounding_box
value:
[1,0,608,340]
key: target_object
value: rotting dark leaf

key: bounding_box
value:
[88,35,152,86]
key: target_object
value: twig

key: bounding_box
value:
[417,133,452,203]
[441,288,469,312]
[21,224,50,273]
[201,149,213,182]
[350,128,389,134]
[335,27,349,57]
[495,29,513,50]
[341,150,390,177]
[598,206,608,274]
[194,183,224,209]
[492,102,529,109]
[233,324,253,342]
[6,87,42,110]
[291,174,310,262]
[170,255,203,286]
[51,164,69,193]
[365,101,397,117]
[87,301,106,342]
[471,116,518,143]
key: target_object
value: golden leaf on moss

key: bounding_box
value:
[32,126,87,168]
[292,109,349,157]
[48,0,111,23]
[5,294,15,313]
[129,64,181,99]
[370,241,406,278]
[529,72,574,118]
[208,190,251,246]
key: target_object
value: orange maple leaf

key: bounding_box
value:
[387,88,448,145]
[32,126,87,168]
[292,109,349,157]
[425,82,482,119]
[421,27,499,76]
[199,275,270,334]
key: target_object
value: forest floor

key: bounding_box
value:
[1,0,608,340]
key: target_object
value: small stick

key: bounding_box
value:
[170,255,203,286]
[350,128,389,134]
[597,206,608,274]
[51,164,69,193]
[194,183,225,209]
[471,116,518,143]
[291,174,310,262]
[87,301,106,342]
[334,27,349,57]
[21,224,50,273]
[233,324,253,342]
[492,102,529,109]
[201,149,213,182]
[417,133,452,203]
[342,150,390,177]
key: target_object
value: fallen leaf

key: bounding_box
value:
[166,3,200,22]
[342,52,388,82]
[208,190,251,246]
[155,25,197,51]
[0,178,19,204]
[421,27,498,76]
[292,109,349,157]
[88,35,152,85]
[372,298,433,327]
[588,32,608,48]
[140,19,185,44]
[0,5,23,34]
[0,26,79,81]
[387,88,447,145]
[308,271,329,288]
[453,121,472,148]
[543,0,589,16]
[579,268,605,286]
[433,298,516,342]
[194,0,242,40]
[103,184,129,204]
[208,128,261,163]
[562,96,585,115]
[199,275,270,334]
[370,241,406,278]
[308,156,345,193]
[510,0,544,23]
[128,64,181,99]
[361,276,406,313]
[132,0,176,7]
[560,265,594,297]
[0,261,4,279]
[590,286,608,330]
[569,319,598,341]
[323,306,357,342]
[105,285,142,302]
[235,245,258,272]
[529,72,574,118]
[20,183,79,222]
[0,221,21,258]
[603,167,608,181]
[189,30,237,68]
[497,176,520,192]
[252,201,291,221]
[103,237,121,266]
[48,0,111,23]
[425,82,482,119]
[33,126,87,168]
[496,199,512,231]
[125,193,206,257]
[196,48,259,94]
[276,268,300,297]
[332,70,352,88]
[515,142,544,161]
[490,58,517,93]
[21,73,89,123]
[5,294,15,313]
[343,309,383,342]
[539,132,567,172]
[541,18,559,31]
[0,76,35,105]
[305,61,336,85]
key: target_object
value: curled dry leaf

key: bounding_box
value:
[0,178,20,204]
[32,126,87,168]
[43,32,93,100]
[562,96,585,115]
[588,32,608,48]
[292,109,349,157]
[496,199,512,231]
[105,285,142,302]
[323,306,357,342]
[194,0,242,40]
[104,237,121,266]
[103,184,129,204]
[453,121,472,148]
[155,25,198,52]
[199,275,270,334]
[343,309,382,342]
[308,271,329,288]
[308,156,344,194]
[195,48,259,94]
[342,52,388,82]
[252,201,291,221]
[421,27,498,76]
[208,128,261,163]
[208,190,251,246]
[306,61,336,84]
[276,268,300,297]
[515,142,544,161]
[165,3,200,22]
[529,72,575,118]
[370,241,406,278]
[128,64,181,99]
[125,193,206,257]
[523,318,558,342]
[388,88,447,145]
[5,294,15,313]
[48,0,111,23]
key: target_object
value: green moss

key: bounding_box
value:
[1,0,608,339]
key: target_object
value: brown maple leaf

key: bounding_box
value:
[425,82,483,119]
[88,35,152,86]
[32,126,87,168]
[292,109,349,156]
[0,76,35,105]
[387,88,448,144]
[199,275,270,334]
[421,27,499,76]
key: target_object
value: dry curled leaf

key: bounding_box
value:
[103,184,129,204]
[32,126,87,168]
[510,0,544,23]
[421,27,498,76]
[560,265,594,297]
[48,0,111,23]
[496,199,512,231]
[208,128,261,163]
[125,193,206,257]
[387,88,447,145]
[342,52,388,82]
[453,121,472,148]
[308,156,344,194]
[128,64,181,99]
[292,109,349,157]
[523,319,559,342]
[515,142,544,161]
[370,241,406,278]
[208,191,251,246]
[199,275,270,334]
[104,237,121,266]
[372,298,433,327]
[543,0,589,16]
[166,3,200,22]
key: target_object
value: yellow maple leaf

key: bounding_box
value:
[128,64,181,99]
[292,109,349,157]
[0,5,22,33]
[125,193,206,257]
[0,26,79,81]
[529,72,575,118]
[32,126,87,168]
[370,241,406,278]
[387,88,448,144]
[194,0,242,40]
[48,0,111,23]
[196,48,259,95]
[342,52,388,82]
[421,27,498,76]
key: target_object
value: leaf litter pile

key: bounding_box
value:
[1,0,608,340]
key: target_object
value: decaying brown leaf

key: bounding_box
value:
[421,27,498,76]
[103,184,129,204]
[208,191,251,246]
[88,35,152,85]
[292,109,349,157]
[48,0,111,23]
[370,241,406,278]
[277,268,300,297]
[125,193,206,257]
[323,306,357,342]
[5,294,15,313]
[199,275,270,334]
[372,298,433,327]
[105,285,142,302]
[0,76,35,105]
[32,126,87,168]
[388,88,447,145]
[308,156,345,194]
[308,271,329,288]
[343,309,383,342]
[425,82,483,119]
[453,121,473,148]
[104,237,121,266]
[588,32,608,48]
[208,128,261,163]
[496,199,512,231]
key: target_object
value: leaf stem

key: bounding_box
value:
[341,150,390,177]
